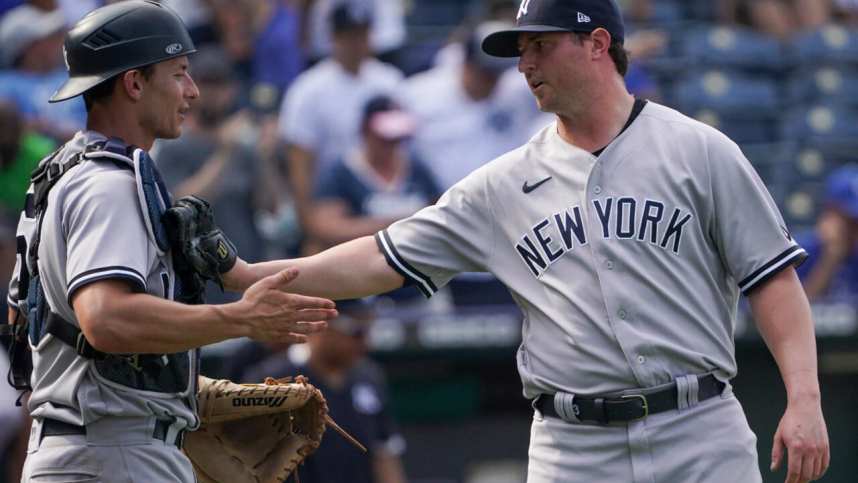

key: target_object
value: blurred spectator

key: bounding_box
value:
[719,0,832,39]
[617,0,653,24]
[307,95,440,248]
[308,95,439,303]
[399,21,544,191]
[0,101,55,213]
[278,2,402,233]
[161,0,217,44]
[207,0,305,95]
[797,165,858,302]
[304,0,406,62]
[833,0,858,23]
[155,48,279,301]
[242,298,406,483]
[0,3,85,140]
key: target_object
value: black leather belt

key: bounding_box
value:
[41,418,185,448]
[535,374,725,424]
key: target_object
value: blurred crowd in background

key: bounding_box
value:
[1,0,858,482]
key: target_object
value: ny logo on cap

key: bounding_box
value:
[578,12,591,23]
[517,0,532,20]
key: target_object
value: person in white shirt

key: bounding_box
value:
[304,0,406,61]
[398,21,547,191]
[278,2,402,231]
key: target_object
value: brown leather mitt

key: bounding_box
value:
[184,375,364,483]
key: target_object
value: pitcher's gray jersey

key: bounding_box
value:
[376,101,805,397]
[7,131,198,429]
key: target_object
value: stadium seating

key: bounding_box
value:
[780,104,858,147]
[679,25,786,71]
[791,25,858,65]
[786,66,858,107]
[673,70,781,143]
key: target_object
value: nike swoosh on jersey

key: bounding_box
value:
[522,176,553,194]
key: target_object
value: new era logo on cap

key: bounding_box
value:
[578,12,591,23]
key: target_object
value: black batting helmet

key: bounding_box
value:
[50,0,196,103]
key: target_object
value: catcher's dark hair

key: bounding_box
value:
[572,31,629,77]
[83,64,156,112]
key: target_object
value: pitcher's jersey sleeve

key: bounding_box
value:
[63,168,151,302]
[706,132,807,295]
[375,172,495,297]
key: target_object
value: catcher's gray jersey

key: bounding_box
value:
[376,101,805,398]
[7,131,198,429]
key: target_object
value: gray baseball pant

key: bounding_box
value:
[21,417,196,483]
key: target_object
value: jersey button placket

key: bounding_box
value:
[593,185,603,195]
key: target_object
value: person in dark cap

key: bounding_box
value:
[203,1,829,482]
[277,1,402,251]
[5,2,336,481]
[241,298,407,483]
[307,94,439,249]
[798,164,858,301]
[306,94,440,305]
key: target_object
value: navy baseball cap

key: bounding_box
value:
[482,0,625,57]
[825,164,858,220]
[331,2,373,33]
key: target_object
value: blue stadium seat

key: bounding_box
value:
[784,143,857,184]
[786,66,858,107]
[780,104,858,146]
[679,25,786,71]
[781,181,826,230]
[679,110,776,144]
[683,0,718,21]
[674,70,780,116]
[648,0,684,27]
[791,25,858,65]
[406,0,468,27]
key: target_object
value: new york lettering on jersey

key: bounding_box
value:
[516,197,693,277]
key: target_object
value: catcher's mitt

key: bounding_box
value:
[185,376,365,483]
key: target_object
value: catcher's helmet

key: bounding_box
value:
[50,0,196,103]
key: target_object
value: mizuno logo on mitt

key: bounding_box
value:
[232,396,287,408]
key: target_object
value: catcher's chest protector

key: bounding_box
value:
[8,137,197,395]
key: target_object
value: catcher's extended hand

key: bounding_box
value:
[184,376,365,483]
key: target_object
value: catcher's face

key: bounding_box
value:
[138,56,199,140]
